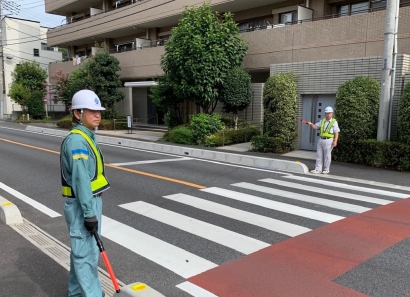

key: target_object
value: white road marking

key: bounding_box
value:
[258,179,392,205]
[203,187,345,222]
[111,157,192,166]
[119,201,270,254]
[283,175,410,198]
[222,184,369,213]
[101,216,217,278]
[176,282,218,297]
[163,193,311,237]
[0,182,61,218]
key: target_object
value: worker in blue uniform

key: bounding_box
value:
[60,89,110,297]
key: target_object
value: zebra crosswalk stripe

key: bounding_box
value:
[236,181,391,205]
[226,183,370,213]
[101,215,217,278]
[283,175,410,198]
[202,187,344,222]
[163,193,311,237]
[119,201,270,254]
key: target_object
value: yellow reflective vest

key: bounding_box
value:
[319,118,336,138]
[61,128,110,199]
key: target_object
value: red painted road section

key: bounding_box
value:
[189,197,410,297]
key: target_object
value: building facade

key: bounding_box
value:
[0,17,63,119]
[46,0,410,149]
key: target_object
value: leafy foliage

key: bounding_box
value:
[150,75,184,128]
[189,113,223,144]
[8,61,47,115]
[252,73,297,153]
[160,3,248,114]
[220,67,252,130]
[26,91,46,118]
[204,126,260,147]
[398,82,410,145]
[165,126,194,145]
[333,76,380,162]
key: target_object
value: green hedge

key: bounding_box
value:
[251,134,295,154]
[333,76,380,162]
[203,127,260,147]
[340,139,410,171]
[56,114,127,130]
[398,82,410,145]
[254,72,297,153]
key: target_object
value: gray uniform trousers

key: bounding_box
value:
[314,138,334,172]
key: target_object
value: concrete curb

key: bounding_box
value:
[26,126,309,174]
[0,195,23,225]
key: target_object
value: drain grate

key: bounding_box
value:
[11,219,124,297]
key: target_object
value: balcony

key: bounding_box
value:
[48,45,165,80]
[48,5,410,81]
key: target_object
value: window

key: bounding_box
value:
[339,1,370,16]
[371,0,386,10]
[280,11,297,24]
[33,48,39,57]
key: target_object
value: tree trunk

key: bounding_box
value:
[234,109,239,130]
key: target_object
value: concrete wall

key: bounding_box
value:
[115,87,132,116]
[270,55,410,149]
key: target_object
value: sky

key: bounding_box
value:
[3,0,66,28]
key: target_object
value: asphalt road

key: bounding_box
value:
[2,121,410,297]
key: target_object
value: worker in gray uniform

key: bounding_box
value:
[307,106,340,174]
[60,89,110,297]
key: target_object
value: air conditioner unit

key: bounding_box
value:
[91,47,98,55]
[135,38,151,49]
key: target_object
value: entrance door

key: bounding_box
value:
[301,94,336,151]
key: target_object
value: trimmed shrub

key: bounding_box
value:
[251,134,295,154]
[252,72,297,153]
[398,82,410,145]
[166,126,194,145]
[203,126,260,147]
[189,113,223,144]
[333,76,380,162]
[57,114,73,129]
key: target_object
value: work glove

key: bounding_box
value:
[84,216,98,234]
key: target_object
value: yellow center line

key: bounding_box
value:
[0,137,206,189]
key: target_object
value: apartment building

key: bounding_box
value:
[46,0,410,150]
[0,17,63,119]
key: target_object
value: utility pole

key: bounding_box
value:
[377,0,399,141]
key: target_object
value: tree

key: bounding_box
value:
[51,43,124,118]
[220,67,252,130]
[8,61,47,116]
[8,83,30,113]
[150,75,184,128]
[160,3,248,114]
[87,44,124,118]
[49,69,71,111]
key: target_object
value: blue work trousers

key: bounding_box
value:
[64,197,103,297]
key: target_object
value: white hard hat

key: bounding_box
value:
[325,106,334,113]
[71,90,105,111]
